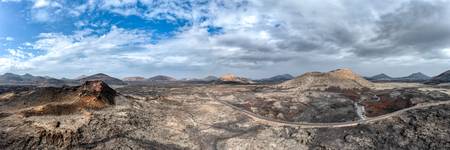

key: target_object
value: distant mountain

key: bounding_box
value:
[426,70,450,84]
[395,72,431,82]
[77,73,126,85]
[255,74,294,83]
[179,76,218,84]
[75,75,88,80]
[216,74,253,84]
[0,73,65,86]
[0,73,23,82]
[185,76,218,82]
[203,76,219,81]
[123,76,146,82]
[367,72,431,83]
[146,75,176,82]
[60,77,72,81]
[366,73,393,82]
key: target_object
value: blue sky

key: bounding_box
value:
[0,0,450,79]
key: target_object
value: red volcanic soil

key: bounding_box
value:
[325,86,371,101]
[77,80,117,108]
[235,98,308,121]
[363,92,413,117]
[325,86,415,117]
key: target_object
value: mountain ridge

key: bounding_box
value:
[255,74,294,83]
[367,72,431,82]
[146,75,177,82]
[0,73,65,86]
[77,73,126,85]
[426,70,450,84]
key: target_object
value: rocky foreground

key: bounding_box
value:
[0,71,450,149]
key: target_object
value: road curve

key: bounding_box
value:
[208,93,450,128]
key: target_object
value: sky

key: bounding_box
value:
[0,0,449,79]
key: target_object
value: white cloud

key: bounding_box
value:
[3,0,450,78]
[5,37,14,41]
[7,49,33,59]
[33,9,51,22]
[23,42,32,46]
[0,49,33,71]
[0,58,12,71]
[116,54,155,63]
[0,0,21,2]
[0,26,219,77]
[33,0,50,8]
[36,0,62,8]
[160,56,189,65]
[102,0,136,7]
[29,0,81,22]
[80,0,195,20]
[442,48,450,58]
[0,26,189,77]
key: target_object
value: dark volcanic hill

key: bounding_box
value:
[179,76,219,84]
[395,72,431,82]
[77,73,126,85]
[255,74,294,83]
[426,70,450,84]
[366,73,393,82]
[0,80,116,116]
[203,76,219,81]
[0,73,23,83]
[367,72,432,83]
[188,76,219,82]
[146,75,176,82]
[0,73,64,86]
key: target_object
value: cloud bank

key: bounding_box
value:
[0,0,449,78]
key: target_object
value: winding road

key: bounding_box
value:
[208,93,450,128]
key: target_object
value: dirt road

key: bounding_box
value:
[209,93,450,128]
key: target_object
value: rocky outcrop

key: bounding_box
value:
[0,81,129,150]
[4,81,118,117]
[217,74,254,84]
[77,80,117,108]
